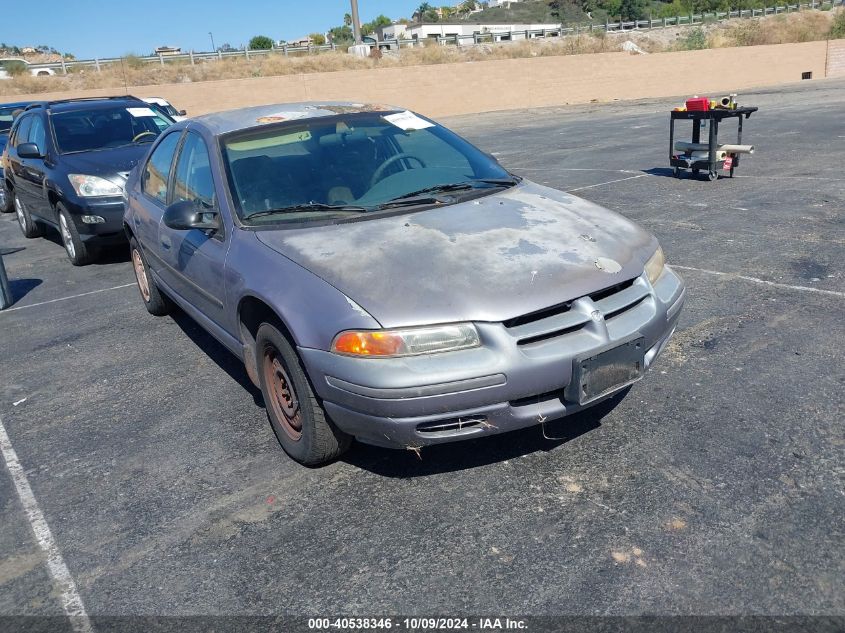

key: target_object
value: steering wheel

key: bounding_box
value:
[369,153,426,187]
[132,131,157,143]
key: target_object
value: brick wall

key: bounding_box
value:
[827,39,845,78]
[6,40,830,119]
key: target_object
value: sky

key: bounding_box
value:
[0,0,423,60]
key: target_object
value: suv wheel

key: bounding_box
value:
[57,204,95,265]
[15,193,43,238]
[255,322,351,466]
[130,237,171,316]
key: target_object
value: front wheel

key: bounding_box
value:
[708,171,719,182]
[256,322,351,465]
[57,204,95,265]
[15,193,43,238]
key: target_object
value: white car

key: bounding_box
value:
[142,97,187,121]
[0,58,56,79]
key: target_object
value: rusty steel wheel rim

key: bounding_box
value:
[263,349,302,441]
[132,249,151,302]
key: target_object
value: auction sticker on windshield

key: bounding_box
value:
[126,107,158,117]
[383,110,434,131]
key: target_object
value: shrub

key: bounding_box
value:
[680,27,709,49]
[830,10,845,39]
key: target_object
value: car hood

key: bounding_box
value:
[59,145,151,182]
[256,181,658,328]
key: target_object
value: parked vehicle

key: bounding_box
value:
[0,101,36,212]
[143,97,187,121]
[124,102,685,465]
[4,96,173,264]
[0,58,56,79]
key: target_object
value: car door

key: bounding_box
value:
[157,130,229,326]
[20,113,51,220]
[8,113,37,210]
[129,129,182,262]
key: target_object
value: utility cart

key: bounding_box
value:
[669,106,757,181]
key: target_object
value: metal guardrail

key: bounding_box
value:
[27,0,838,73]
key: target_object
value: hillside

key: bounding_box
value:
[458,0,589,24]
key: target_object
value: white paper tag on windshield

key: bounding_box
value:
[127,107,158,118]
[383,111,433,131]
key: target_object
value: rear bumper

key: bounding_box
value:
[300,267,685,449]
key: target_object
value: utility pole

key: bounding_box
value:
[350,0,362,44]
[208,31,216,52]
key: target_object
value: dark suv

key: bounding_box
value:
[3,96,173,264]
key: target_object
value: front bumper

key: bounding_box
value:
[300,266,685,449]
[66,196,128,245]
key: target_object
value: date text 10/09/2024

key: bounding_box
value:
[308,618,528,631]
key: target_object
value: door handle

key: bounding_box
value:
[161,235,172,250]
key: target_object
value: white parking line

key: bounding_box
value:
[0,283,135,314]
[673,265,845,298]
[568,174,649,192]
[0,414,93,633]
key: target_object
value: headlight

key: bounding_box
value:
[68,174,123,197]
[331,323,481,357]
[644,246,666,285]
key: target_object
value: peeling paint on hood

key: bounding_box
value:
[256,181,658,328]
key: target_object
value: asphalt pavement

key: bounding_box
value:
[0,79,842,631]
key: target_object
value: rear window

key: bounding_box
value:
[51,105,173,154]
[0,107,19,133]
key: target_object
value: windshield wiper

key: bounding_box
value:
[243,203,368,221]
[387,178,519,202]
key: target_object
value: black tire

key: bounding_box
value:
[672,167,680,178]
[692,168,700,176]
[708,171,719,182]
[0,185,13,213]
[14,192,43,238]
[130,237,171,316]
[57,203,95,265]
[255,322,351,466]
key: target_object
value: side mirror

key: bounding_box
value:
[17,143,42,159]
[178,110,187,116]
[163,199,219,231]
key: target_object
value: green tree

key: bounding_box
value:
[619,0,648,20]
[416,2,433,22]
[248,35,274,50]
[309,33,326,46]
[344,12,352,26]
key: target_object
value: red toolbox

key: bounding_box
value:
[685,97,710,111]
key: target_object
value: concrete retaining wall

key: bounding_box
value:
[826,39,845,78]
[7,40,839,118]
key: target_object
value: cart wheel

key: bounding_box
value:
[672,167,680,178]
[708,171,719,182]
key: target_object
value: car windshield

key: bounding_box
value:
[221,111,514,225]
[51,105,173,154]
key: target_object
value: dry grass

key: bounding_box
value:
[0,9,840,97]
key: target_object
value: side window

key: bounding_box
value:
[173,132,215,208]
[13,115,33,148]
[141,131,181,204]
[28,116,46,152]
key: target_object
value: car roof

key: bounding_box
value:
[0,101,36,110]
[28,96,152,114]
[193,101,403,136]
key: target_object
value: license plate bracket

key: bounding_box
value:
[571,337,645,405]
